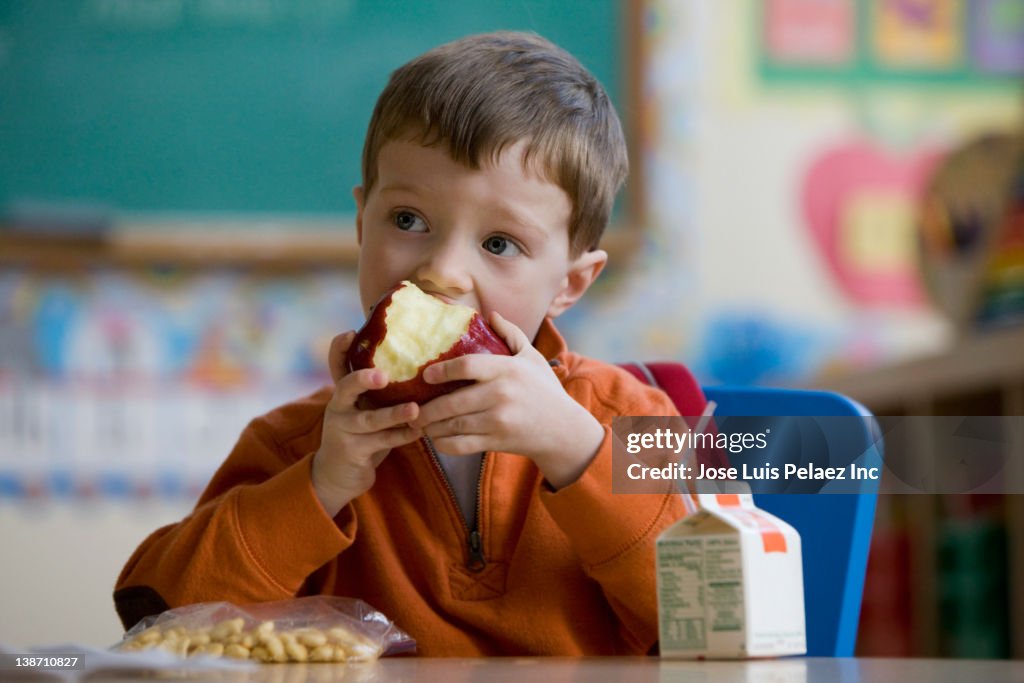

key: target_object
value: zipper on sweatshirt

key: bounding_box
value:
[422,437,488,572]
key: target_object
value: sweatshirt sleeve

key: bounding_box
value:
[113,405,352,631]
[538,372,690,654]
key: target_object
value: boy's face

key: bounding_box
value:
[354,138,606,342]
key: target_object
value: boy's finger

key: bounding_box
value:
[329,367,388,410]
[411,384,489,428]
[422,411,486,440]
[489,311,532,355]
[368,424,423,453]
[347,401,420,434]
[423,354,503,385]
[327,331,356,384]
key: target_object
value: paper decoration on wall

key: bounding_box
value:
[918,132,1023,331]
[970,0,1024,74]
[764,0,857,67]
[696,312,823,386]
[802,140,943,306]
[872,0,964,70]
[0,269,361,500]
[976,144,1024,327]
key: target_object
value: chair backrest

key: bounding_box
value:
[620,362,880,658]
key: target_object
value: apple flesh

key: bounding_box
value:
[348,281,511,408]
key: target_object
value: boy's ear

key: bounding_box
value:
[353,185,365,244]
[546,249,608,319]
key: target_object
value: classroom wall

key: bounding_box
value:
[563,0,1022,386]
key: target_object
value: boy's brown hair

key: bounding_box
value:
[361,31,628,256]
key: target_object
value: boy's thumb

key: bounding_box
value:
[489,312,531,355]
[328,331,356,384]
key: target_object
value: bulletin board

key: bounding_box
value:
[0,1,625,222]
[758,0,1024,86]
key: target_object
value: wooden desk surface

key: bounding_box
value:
[49,656,1024,683]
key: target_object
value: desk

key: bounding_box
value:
[43,657,1024,682]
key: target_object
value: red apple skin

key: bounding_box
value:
[347,285,511,408]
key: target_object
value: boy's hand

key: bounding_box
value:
[312,331,423,517]
[411,313,605,489]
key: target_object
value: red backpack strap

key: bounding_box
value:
[620,361,728,470]
[619,361,709,417]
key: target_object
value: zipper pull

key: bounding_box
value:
[467,529,486,572]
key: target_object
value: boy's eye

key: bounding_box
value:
[393,211,427,232]
[482,236,522,257]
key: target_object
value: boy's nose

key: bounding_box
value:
[415,239,473,296]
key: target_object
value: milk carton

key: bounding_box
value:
[656,490,806,658]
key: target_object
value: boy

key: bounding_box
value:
[114,31,690,656]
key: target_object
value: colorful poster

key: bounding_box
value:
[871,0,964,70]
[764,0,857,67]
[970,0,1024,74]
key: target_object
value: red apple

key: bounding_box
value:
[347,281,511,408]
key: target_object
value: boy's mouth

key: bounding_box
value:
[368,288,456,313]
[424,292,457,306]
[411,286,459,307]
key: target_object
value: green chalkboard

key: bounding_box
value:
[0,1,623,222]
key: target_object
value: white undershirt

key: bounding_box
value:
[432,446,484,530]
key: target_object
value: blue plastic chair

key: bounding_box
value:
[702,385,881,657]
[618,362,880,657]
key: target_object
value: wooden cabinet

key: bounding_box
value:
[813,327,1024,658]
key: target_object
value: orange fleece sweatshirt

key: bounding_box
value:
[114,320,693,656]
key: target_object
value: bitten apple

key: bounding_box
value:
[347,281,511,408]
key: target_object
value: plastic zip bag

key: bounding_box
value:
[115,596,415,663]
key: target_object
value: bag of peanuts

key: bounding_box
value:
[115,596,415,663]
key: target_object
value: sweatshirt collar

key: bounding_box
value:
[533,317,568,365]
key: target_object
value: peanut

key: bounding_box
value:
[210,618,245,641]
[165,626,187,641]
[250,645,272,663]
[223,643,251,660]
[263,635,286,663]
[308,644,335,662]
[283,639,309,663]
[195,643,225,658]
[136,628,162,645]
[189,631,211,647]
[326,626,358,645]
[296,629,327,648]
